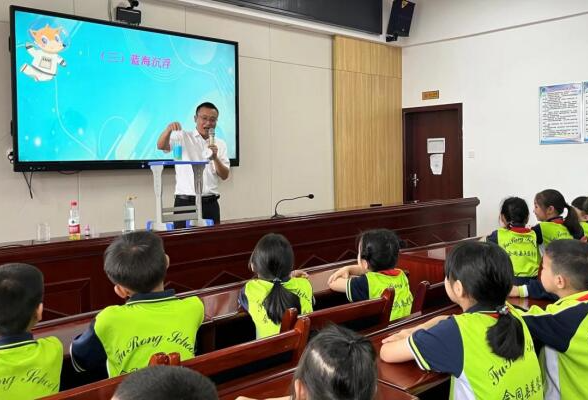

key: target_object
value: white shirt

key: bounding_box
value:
[170,130,230,196]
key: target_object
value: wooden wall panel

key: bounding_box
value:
[333,36,372,74]
[333,36,402,208]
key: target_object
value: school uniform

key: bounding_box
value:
[408,304,543,400]
[71,289,204,377]
[531,217,581,249]
[516,218,582,300]
[487,225,540,279]
[239,278,313,339]
[522,291,588,400]
[0,333,62,399]
[346,269,413,321]
[487,225,555,300]
[580,221,588,238]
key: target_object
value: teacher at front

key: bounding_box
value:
[157,102,230,227]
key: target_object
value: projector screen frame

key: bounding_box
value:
[9,5,240,172]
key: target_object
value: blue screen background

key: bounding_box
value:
[14,10,237,162]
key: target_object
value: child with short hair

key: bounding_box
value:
[239,233,313,339]
[236,324,377,400]
[0,263,63,399]
[571,195,588,238]
[71,231,205,377]
[112,365,218,400]
[520,240,588,400]
[328,229,413,321]
[380,242,543,400]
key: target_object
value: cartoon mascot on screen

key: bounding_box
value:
[20,24,67,82]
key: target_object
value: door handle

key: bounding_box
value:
[410,173,419,188]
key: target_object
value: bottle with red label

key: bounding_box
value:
[68,200,81,240]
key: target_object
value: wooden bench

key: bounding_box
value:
[42,317,310,399]
[281,287,395,334]
[411,280,451,313]
[216,368,419,400]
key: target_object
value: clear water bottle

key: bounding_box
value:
[68,200,81,240]
[123,196,136,233]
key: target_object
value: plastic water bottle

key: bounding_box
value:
[68,200,81,240]
[123,196,136,233]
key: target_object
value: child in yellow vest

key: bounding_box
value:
[571,196,588,239]
[532,189,583,247]
[520,240,588,400]
[71,232,204,377]
[0,263,63,400]
[239,233,313,339]
[328,229,412,321]
[486,196,540,281]
[380,242,543,400]
[511,190,584,299]
[484,196,555,300]
[236,325,377,400]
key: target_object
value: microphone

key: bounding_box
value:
[208,128,215,146]
[272,194,314,219]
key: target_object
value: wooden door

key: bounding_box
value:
[403,104,463,202]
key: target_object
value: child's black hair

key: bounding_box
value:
[500,197,529,226]
[249,233,301,324]
[293,325,377,400]
[0,263,43,336]
[113,365,218,400]
[104,231,167,293]
[445,242,524,361]
[535,189,583,238]
[358,229,401,272]
[571,196,588,214]
[545,240,588,291]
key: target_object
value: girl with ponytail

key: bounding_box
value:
[380,242,543,400]
[237,325,378,400]
[239,233,313,339]
[486,196,540,281]
[533,189,584,246]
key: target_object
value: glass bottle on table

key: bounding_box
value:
[123,196,136,233]
[68,200,81,240]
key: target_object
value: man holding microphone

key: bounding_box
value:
[157,102,230,227]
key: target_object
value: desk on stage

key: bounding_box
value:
[0,197,479,320]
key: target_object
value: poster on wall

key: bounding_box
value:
[584,82,588,143]
[539,83,583,144]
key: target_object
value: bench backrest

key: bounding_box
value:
[411,280,451,313]
[282,288,394,333]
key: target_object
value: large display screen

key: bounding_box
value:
[10,6,239,171]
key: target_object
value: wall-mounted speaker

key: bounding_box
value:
[386,0,415,42]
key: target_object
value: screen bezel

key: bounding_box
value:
[9,5,240,172]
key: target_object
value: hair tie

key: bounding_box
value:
[496,305,509,316]
[271,278,282,284]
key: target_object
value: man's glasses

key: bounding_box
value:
[197,115,218,123]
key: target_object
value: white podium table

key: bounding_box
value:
[148,160,209,231]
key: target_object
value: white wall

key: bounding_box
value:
[0,0,333,242]
[400,0,588,46]
[403,5,588,235]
